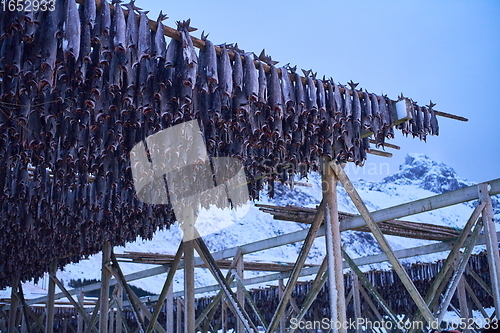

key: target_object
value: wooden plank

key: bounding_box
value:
[323,160,346,332]
[49,276,97,333]
[457,276,470,333]
[184,239,195,333]
[341,249,399,325]
[77,293,84,333]
[278,279,285,333]
[194,238,258,333]
[145,242,184,333]
[436,219,483,323]
[463,279,489,319]
[109,255,147,332]
[340,178,500,231]
[100,242,112,333]
[359,286,383,322]
[232,271,267,329]
[466,267,493,297]
[266,200,326,333]
[83,297,100,333]
[236,251,244,333]
[166,284,174,333]
[116,285,123,333]
[176,298,182,333]
[352,272,362,333]
[367,149,392,158]
[368,140,400,150]
[195,249,241,330]
[479,183,500,313]
[45,262,56,333]
[331,161,435,325]
[288,258,328,333]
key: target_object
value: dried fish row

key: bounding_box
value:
[0,0,438,288]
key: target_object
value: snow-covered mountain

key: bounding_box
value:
[4,154,499,298]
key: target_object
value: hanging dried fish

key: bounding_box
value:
[111,0,126,52]
[63,0,81,61]
[154,12,167,60]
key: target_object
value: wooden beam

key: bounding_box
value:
[109,254,147,332]
[100,242,112,333]
[166,280,174,333]
[457,276,470,333]
[49,276,97,333]
[193,238,258,333]
[278,279,285,333]
[322,160,346,332]
[341,249,399,325]
[236,251,244,333]
[195,249,242,330]
[368,140,400,150]
[478,183,500,313]
[330,161,435,325]
[83,297,100,333]
[184,239,195,333]
[436,219,483,323]
[340,178,500,231]
[145,242,184,333]
[463,279,489,319]
[231,271,268,329]
[288,258,329,333]
[116,284,123,333]
[366,149,392,158]
[45,261,56,333]
[266,199,326,333]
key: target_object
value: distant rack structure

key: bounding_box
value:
[1,1,498,333]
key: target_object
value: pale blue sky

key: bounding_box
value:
[137,0,499,183]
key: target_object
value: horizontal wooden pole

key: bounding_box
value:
[340,178,500,231]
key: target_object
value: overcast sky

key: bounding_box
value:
[137,0,499,184]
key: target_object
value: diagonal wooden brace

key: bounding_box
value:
[330,161,436,325]
[194,237,259,333]
[266,199,326,333]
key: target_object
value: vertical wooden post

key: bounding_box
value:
[221,300,227,333]
[116,283,123,333]
[9,278,19,333]
[184,239,195,333]
[166,284,174,333]
[457,276,469,333]
[278,279,285,333]
[236,251,244,333]
[478,184,500,313]
[352,272,361,333]
[323,160,346,333]
[176,298,183,333]
[77,292,84,333]
[46,261,57,333]
[100,242,112,333]
[182,207,196,333]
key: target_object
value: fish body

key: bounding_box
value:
[112,1,126,52]
[232,51,243,92]
[63,0,81,60]
[218,44,233,97]
[361,91,372,130]
[269,65,283,117]
[154,14,167,60]
[243,52,258,102]
[84,0,97,29]
[280,66,295,110]
[205,39,218,91]
[138,11,151,60]
[257,62,267,105]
